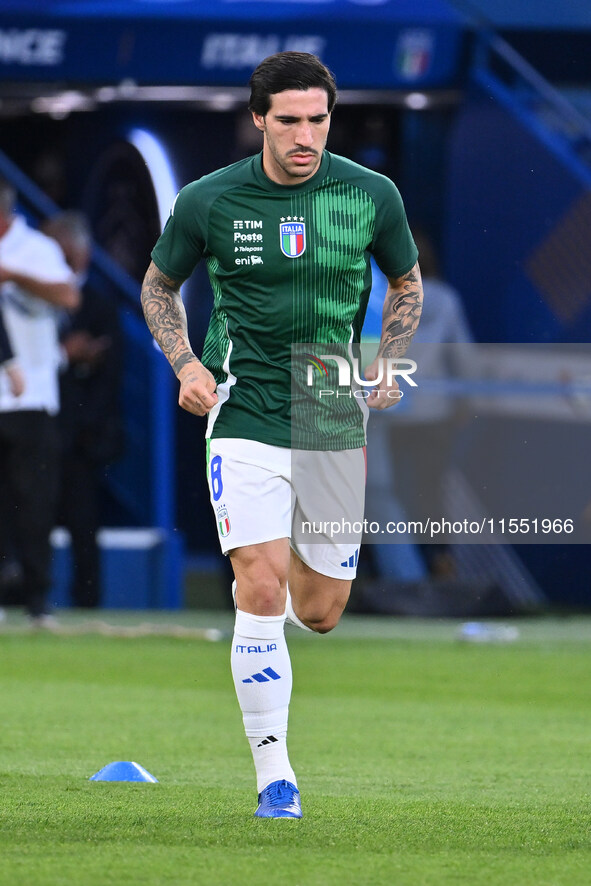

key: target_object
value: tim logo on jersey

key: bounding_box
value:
[280,220,306,258]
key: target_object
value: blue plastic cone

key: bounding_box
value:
[89,761,158,782]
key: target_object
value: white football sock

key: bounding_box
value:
[234,578,313,633]
[231,608,296,793]
[285,585,314,633]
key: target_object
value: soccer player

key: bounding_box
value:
[141,52,423,818]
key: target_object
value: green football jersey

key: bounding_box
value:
[151,150,417,450]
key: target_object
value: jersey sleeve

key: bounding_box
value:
[151,183,207,281]
[370,177,418,279]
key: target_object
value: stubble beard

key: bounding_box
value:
[266,134,321,183]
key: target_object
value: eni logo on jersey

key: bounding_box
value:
[279,217,306,258]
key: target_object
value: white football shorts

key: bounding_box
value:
[206,438,366,579]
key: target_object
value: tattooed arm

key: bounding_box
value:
[141,261,218,416]
[377,263,423,359]
[366,262,423,410]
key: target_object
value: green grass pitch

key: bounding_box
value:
[1,612,590,885]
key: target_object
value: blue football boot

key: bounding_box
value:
[254,779,302,819]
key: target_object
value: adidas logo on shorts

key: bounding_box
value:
[341,549,359,568]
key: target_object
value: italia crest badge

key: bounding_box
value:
[279,219,306,258]
[216,505,231,538]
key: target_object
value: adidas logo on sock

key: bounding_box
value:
[242,667,281,684]
[257,735,279,748]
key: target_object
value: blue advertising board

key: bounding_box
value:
[0,0,465,89]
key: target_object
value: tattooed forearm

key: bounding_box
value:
[141,261,199,375]
[377,263,423,359]
[381,333,415,359]
[172,352,201,375]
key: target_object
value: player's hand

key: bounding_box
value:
[364,357,402,411]
[177,359,218,416]
[5,363,25,397]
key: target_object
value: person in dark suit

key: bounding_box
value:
[42,212,124,608]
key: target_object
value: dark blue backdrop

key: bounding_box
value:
[0,0,465,89]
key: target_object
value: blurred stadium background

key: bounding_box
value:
[1,0,591,615]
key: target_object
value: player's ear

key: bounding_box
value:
[252,112,266,133]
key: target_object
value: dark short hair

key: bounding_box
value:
[248,51,337,116]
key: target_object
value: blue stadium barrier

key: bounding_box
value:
[50,528,183,610]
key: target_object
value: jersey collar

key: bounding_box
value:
[252,150,330,193]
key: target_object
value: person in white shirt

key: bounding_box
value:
[0,308,24,398]
[363,228,474,585]
[0,177,79,624]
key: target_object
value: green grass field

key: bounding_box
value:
[1,612,590,885]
